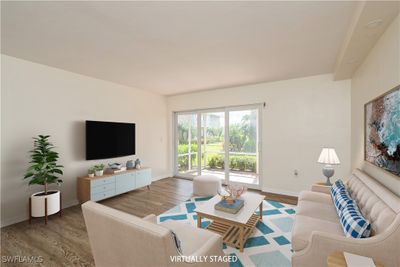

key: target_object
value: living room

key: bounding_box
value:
[1,1,399,267]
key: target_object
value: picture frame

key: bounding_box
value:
[364,85,400,177]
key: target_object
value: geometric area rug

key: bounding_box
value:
[158,196,296,267]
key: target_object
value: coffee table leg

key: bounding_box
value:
[259,202,263,219]
[197,214,202,228]
[239,226,244,252]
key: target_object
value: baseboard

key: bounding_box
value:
[262,187,299,197]
[1,199,79,228]
[152,174,171,182]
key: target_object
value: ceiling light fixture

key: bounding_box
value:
[365,19,383,29]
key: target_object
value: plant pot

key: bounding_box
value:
[88,173,95,178]
[31,190,60,217]
[95,170,104,176]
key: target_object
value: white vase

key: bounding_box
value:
[88,173,95,178]
[31,190,61,217]
[95,170,104,176]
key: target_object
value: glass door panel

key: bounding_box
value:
[228,109,259,185]
[176,113,199,177]
[200,112,226,182]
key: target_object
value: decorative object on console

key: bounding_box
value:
[108,162,122,169]
[88,167,95,178]
[317,148,340,185]
[218,184,247,204]
[135,158,141,169]
[24,135,64,224]
[94,164,105,176]
[365,85,400,177]
[126,159,134,169]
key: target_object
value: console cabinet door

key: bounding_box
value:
[136,169,151,188]
[115,172,136,194]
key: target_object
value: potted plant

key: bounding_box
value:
[88,167,95,178]
[94,164,105,176]
[24,135,64,218]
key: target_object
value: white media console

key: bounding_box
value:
[77,167,151,203]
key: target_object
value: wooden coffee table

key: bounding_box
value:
[195,192,265,252]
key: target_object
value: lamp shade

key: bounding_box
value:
[317,148,340,165]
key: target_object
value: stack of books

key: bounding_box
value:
[214,199,244,214]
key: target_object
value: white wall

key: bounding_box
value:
[167,74,351,195]
[1,55,169,226]
[351,15,400,195]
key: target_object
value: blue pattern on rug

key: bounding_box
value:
[157,196,296,267]
[244,236,269,248]
[186,202,196,213]
[249,251,291,267]
[273,235,290,246]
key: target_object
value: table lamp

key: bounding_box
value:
[317,148,340,185]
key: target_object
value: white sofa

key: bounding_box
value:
[292,169,400,267]
[82,201,227,267]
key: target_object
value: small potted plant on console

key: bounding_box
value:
[24,135,64,224]
[88,167,95,178]
[94,164,105,176]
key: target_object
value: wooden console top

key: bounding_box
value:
[78,167,150,180]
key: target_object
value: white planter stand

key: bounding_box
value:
[29,190,62,224]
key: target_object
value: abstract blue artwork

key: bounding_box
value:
[365,85,400,176]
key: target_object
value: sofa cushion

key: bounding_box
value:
[346,170,399,235]
[298,191,333,205]
[340,203,371,238]
[292,215,345,251]
[296,199,339,223]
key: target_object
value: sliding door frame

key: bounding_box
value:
[173,104,263,190]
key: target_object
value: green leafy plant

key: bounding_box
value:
[94,164,105,171]
[88,167,96,174]
[24,135,64,195]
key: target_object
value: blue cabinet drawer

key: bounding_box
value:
[136,169,151,188]
[91,182,115,194]
[115,173,136,194]
[91,189,115,201]
[91,176,115,187]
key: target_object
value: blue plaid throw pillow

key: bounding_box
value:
[330,180,345,197]
[332,187,353,216]
[340,203,371,238]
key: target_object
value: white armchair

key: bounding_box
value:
[82,201,227,267]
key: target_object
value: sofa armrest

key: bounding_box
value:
[311,183,330,194]
[292,216,400,267]
[142,214,157,224]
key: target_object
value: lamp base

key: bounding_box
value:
[322,165,334,186]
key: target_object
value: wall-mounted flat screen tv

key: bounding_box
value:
[86,120,136,160]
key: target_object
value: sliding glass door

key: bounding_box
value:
[174,105,261,188]
[176,113,199,176]
[200,112,226,183]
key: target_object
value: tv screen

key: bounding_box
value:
[86,120,135,160]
